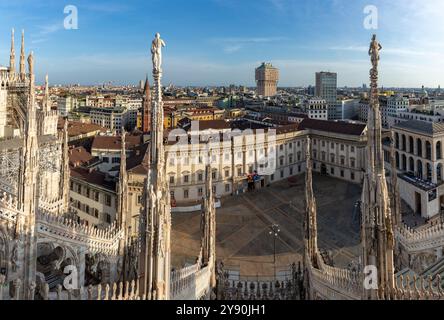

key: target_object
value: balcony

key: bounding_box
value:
[398,172,438,192]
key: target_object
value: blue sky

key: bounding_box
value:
[0,0,443,87]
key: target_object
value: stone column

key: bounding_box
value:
[432,163,438,184]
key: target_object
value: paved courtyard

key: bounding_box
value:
[171,174,361,277]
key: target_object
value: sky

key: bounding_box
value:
[0,0,443,87]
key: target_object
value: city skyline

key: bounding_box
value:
[0,0,443,87]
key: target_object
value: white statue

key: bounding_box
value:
[151,33,166,73]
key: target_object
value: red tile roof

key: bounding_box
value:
[58,118,106,137]
[91,133,142,151]
[68,146,94,167]
[70,167,116,191]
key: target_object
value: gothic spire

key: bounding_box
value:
[361,34,395,300]
[390,132,401,227]
[304,137,318,267]
[43,74,51,112]
[139,33,171,300]
[9,28,15,74]
[20,30,26,79]
[199,148,217,287]
[60,118,70,213]
[118,129,128,230]
[17,49,38,299]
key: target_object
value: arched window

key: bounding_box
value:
[417,139,423,157]
[438,164,443,182]
[427,163,432,181]
[417,160,423,179]
[409,157,414,173]
[402,154,407,171]
[395,152,400,169]
[409,136,414,153]
[426,141,432,160]
[402,135,407,151]
[437,141,442,160]
[395,133,400,149]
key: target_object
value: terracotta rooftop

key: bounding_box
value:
[299,118,366,136]
[91,133,143,151]
[68,146,95,168]
[184,120,231,131]
[127,143,150,175]
[58,118,106,138]
[70,167,116,191]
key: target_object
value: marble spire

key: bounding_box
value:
[19,30,26,79]
[390,131,401,227]
[43,74,51,112]
[304,137,318,266]
[361,34,395,300]
[139,33,171,300]
[199,148,217,288]
[9,28,15,74]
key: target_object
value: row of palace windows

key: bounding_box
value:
[395,152,440,181]
[312,150,356,168]
[70,198,112,223]
[394,132,442,161]
[167,141,308,167]
[70,181,114,207]
[171,184,230,200]
[312,139,356,153]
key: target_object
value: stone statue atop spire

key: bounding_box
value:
[27,51,34,76]
[369,34,382,71]
[151,33,166,73]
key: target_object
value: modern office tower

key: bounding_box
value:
[315,72,337,120]
[255,62,279,97]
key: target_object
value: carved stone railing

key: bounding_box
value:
[38,198,64,214]
[0,72,28,85]
[36,210,123,256]
[0,193,20,223]
[390,274,444,300]
[170,263,199,300]
[221,279,297,300]
[306,255,362,300]
[306,250,444,300]
[0,205,20,223]
[0,276,141,301]
[217,263,303,300]
[194,266,212,299]
[396,224,444,253]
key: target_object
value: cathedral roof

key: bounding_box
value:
[394,120,444,135]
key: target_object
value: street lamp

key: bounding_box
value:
[269,224,280,278]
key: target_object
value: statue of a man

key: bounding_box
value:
[368,34,382,69]
[151,33,166,72]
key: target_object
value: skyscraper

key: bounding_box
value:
[315,72,337,120]
[255,62,279,97]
